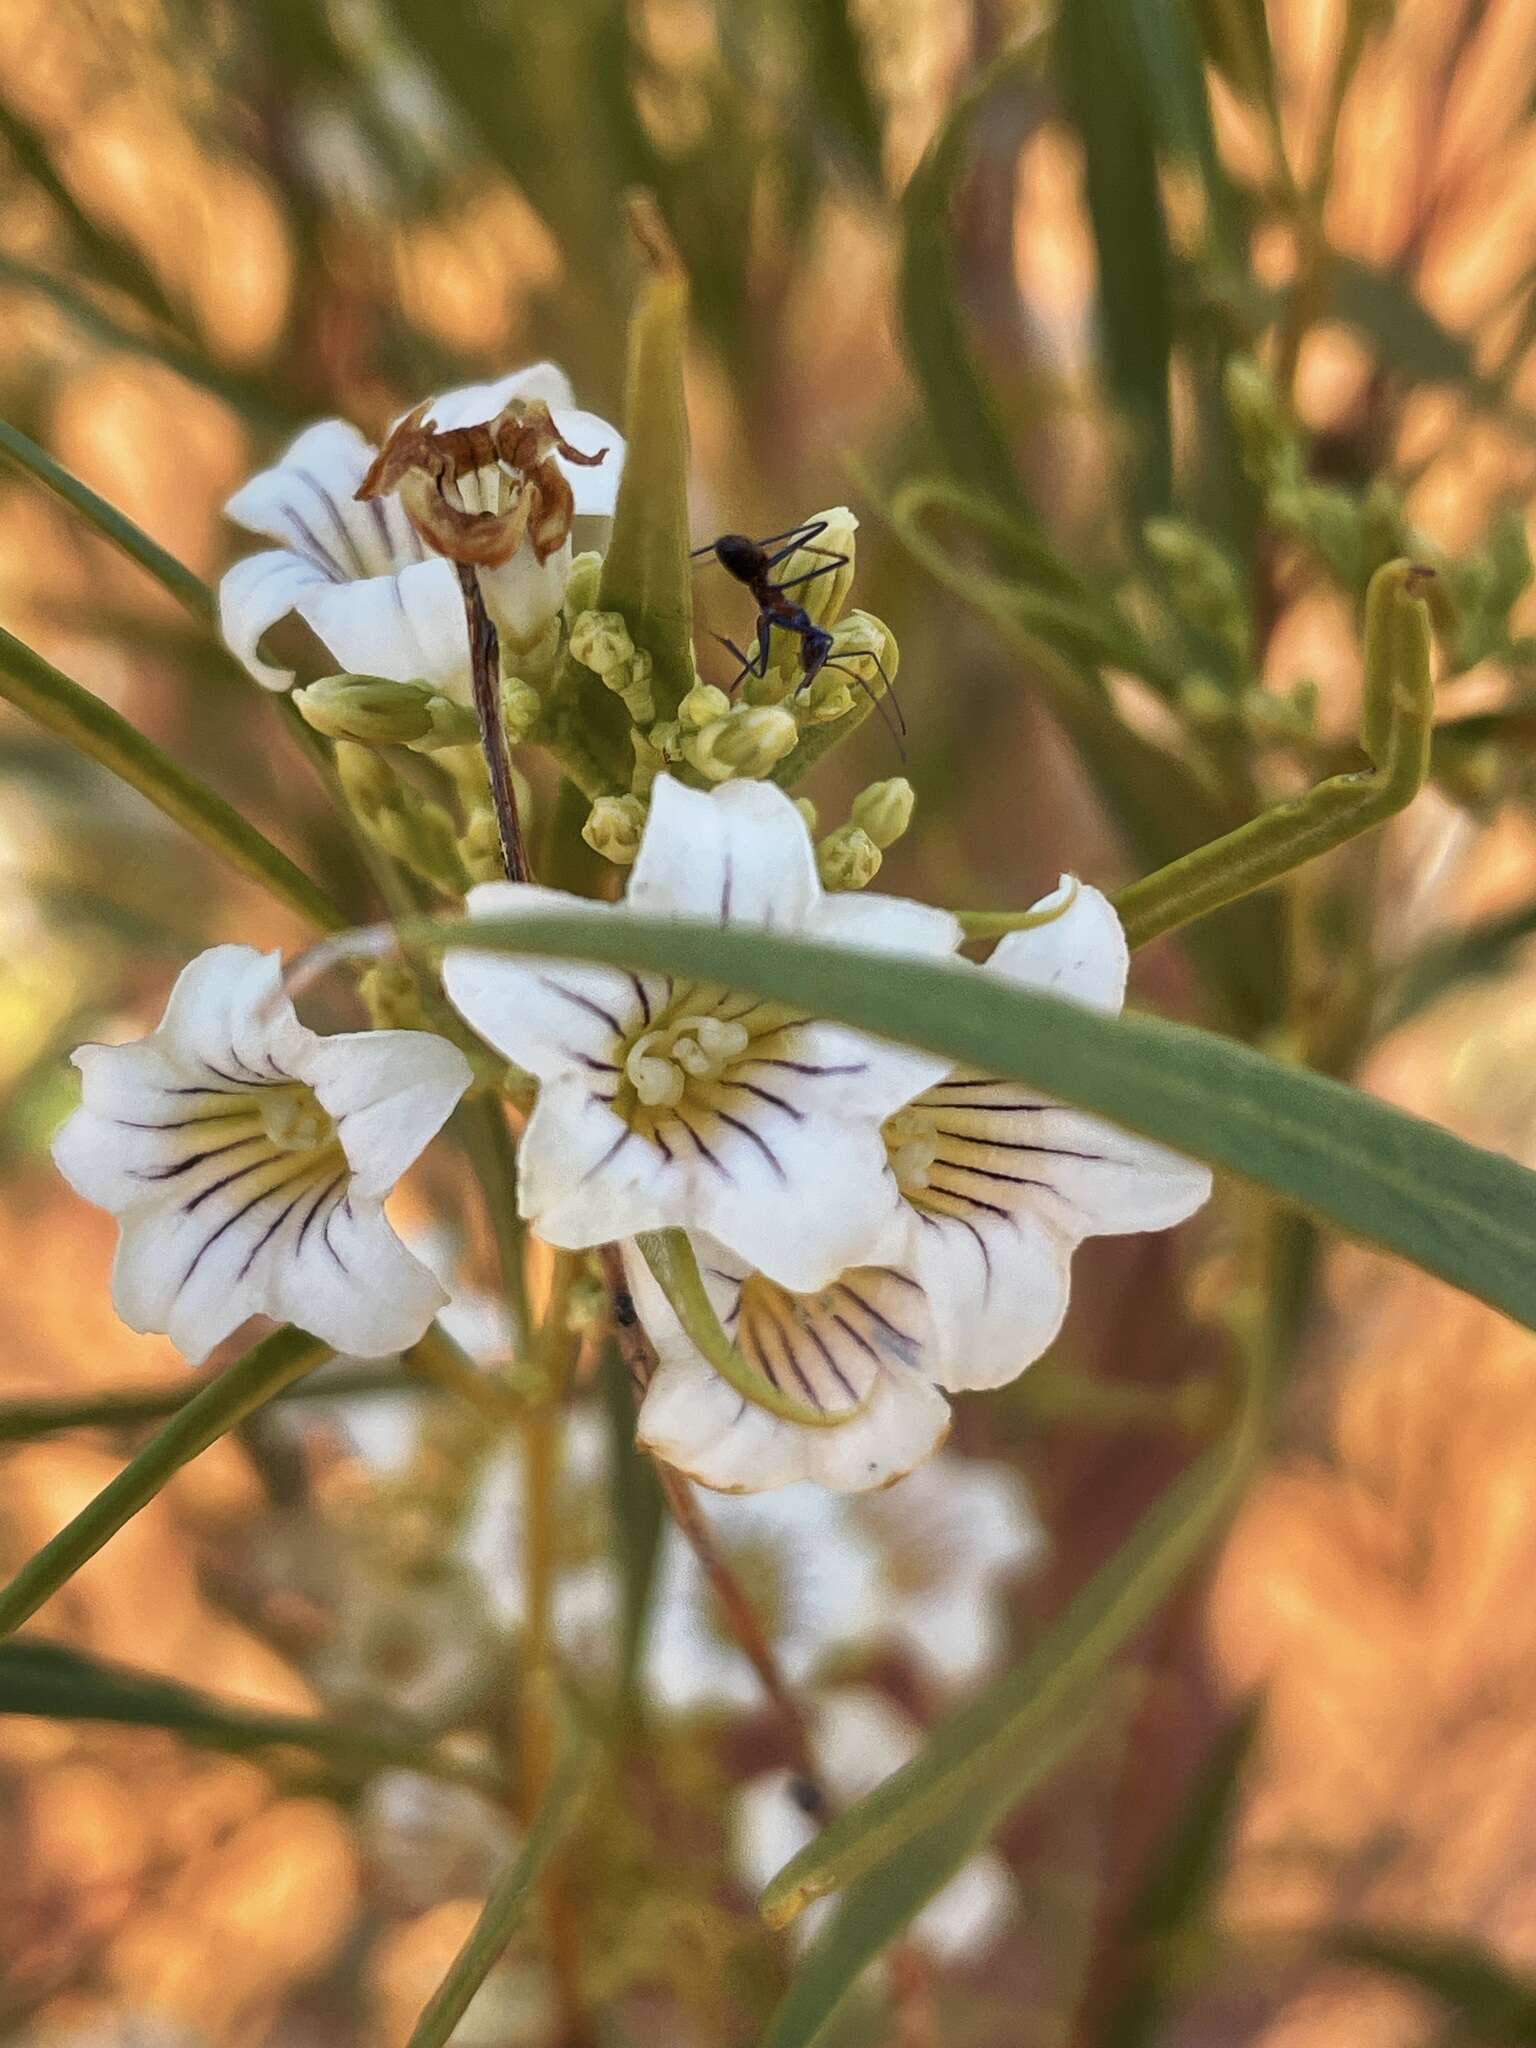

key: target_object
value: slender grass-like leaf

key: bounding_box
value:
[0,1328,329,1640]
[760,1706,1095,2048]
[415,909,1536,1334]
[1055,0,1175,516]
[0,627,346,932]
[601,1345,663,1719]
[0,417,215,621]
[1328,1925,1536,2041]
[792,0,885,184]
[405,1735,590,2048]
[0,1640,504,1794]
[1185,0,1277,114]
[595,200,695,719]
[0,1362,414,1444]
[1097,1700,1263,2048]
[897,44,1043,522]
[1383,894,1536,1030]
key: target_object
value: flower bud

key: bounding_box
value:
[582,793,648,865]
[794,796,818,834]
[1225,357,1296,489]
[562,549,603,624]
[501,676,542,743]
[851,777,914,850]
[685,705,799,782]
[568,609,635,676]
[816,823,882,891]
[1177,673,1234,729]
[679,682,732,730]
[360,959,429,1032]
[1144,518,1248,661]
[802,670,855,724]
[295,673,477,749]
[776,506,858,629]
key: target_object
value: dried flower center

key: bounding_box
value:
[882,1105,940,1193]
[256,1083,337,1155]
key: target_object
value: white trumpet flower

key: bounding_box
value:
[442,775,962,1293]
[218,363,621,693]
[52,946,471,1363]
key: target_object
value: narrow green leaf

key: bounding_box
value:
[600,1345,663,1717]
[0,626,347,933]
[1328,1925,1536,2042]
[0,1362,415,1444]
[1055,0,1175,515]
[1329,256,1480,388]
[0,417,214,622]
[757,1366,1268,1925]
[0,1640,503,1793]
[419,909,1536,1333]
[761,1707,1094,2048]
[1099,1700,1263,2048]
[594,201,695,719]
[897,45,1042,519]
[1122,0,1245,266]
[405,1736,589,2048]
[0,1328,328,1640]
[1185,0,1277,112]
[792,0,885,184]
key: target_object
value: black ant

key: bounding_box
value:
[692,519,906,751]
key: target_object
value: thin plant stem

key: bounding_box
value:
[0,1362,414,1443]
[597,1244,827,1800]
[457,564,529,882]
[0,625,346,933]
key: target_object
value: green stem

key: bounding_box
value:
[0,418,215,621]
[636,1228,866,1429]
[0,1362,415,1444]
[0,1327,329,1640]
[0,625,347,933]
[1109,561,1435,950]
[404,1734,589,2048]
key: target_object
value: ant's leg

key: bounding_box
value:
[763,522,833,570]
[827,656,908,756]
[771,553,851,594]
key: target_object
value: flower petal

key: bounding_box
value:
[294,556,473,698]
[304,1028,470,1198]
[52,1093,264,1218]
[444,885,646,1081]
[687,1110,897,1293]
[626,776,821,929]
[424,363,576,429]
[986,877,1129,1014]
[157,945,316,1083]
[217,548,333,691]
[551,409,624,516]
[518,1074,685,1248]
[226,418,427,579]
[808,888,962,961]
[629,1241,951,1494]
[907,1205,1072,1390]
[269,1191,449,1357]
[912,1079,1211,1239]
[477,538,573,647]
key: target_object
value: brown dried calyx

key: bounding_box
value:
[356,397,606,568]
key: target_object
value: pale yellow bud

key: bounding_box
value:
[803,670,856,724]
[500,675,542,742]
[679,682,732,730]
[685,705,799,782]
[851,777,914,850]
[295,674,478,750]
[568,609,635,675]
[562,550,603,624]
[794,797,818,834]
[817,823,883,890]
[582,793,648,866]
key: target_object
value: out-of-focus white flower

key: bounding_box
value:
[358,1767,517,1911]
[458,1406,616,1644]
[646,1451,1041,1705]
[878,878,1213,1390]
[218,363,622,692]
[51,945,470,1363]
[734,1688,1015,1962]
[443,775,961,1293]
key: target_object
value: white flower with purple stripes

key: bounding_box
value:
[442,775,962,1293]
[51,946,471,1364]
[217,363,622,693]
[877,877,1213,1392]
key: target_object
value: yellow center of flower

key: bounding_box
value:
[882,1105,940,1193]
[256,1083,337,1155]
[623,1011,751,1109]
[612,987,803,1137]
